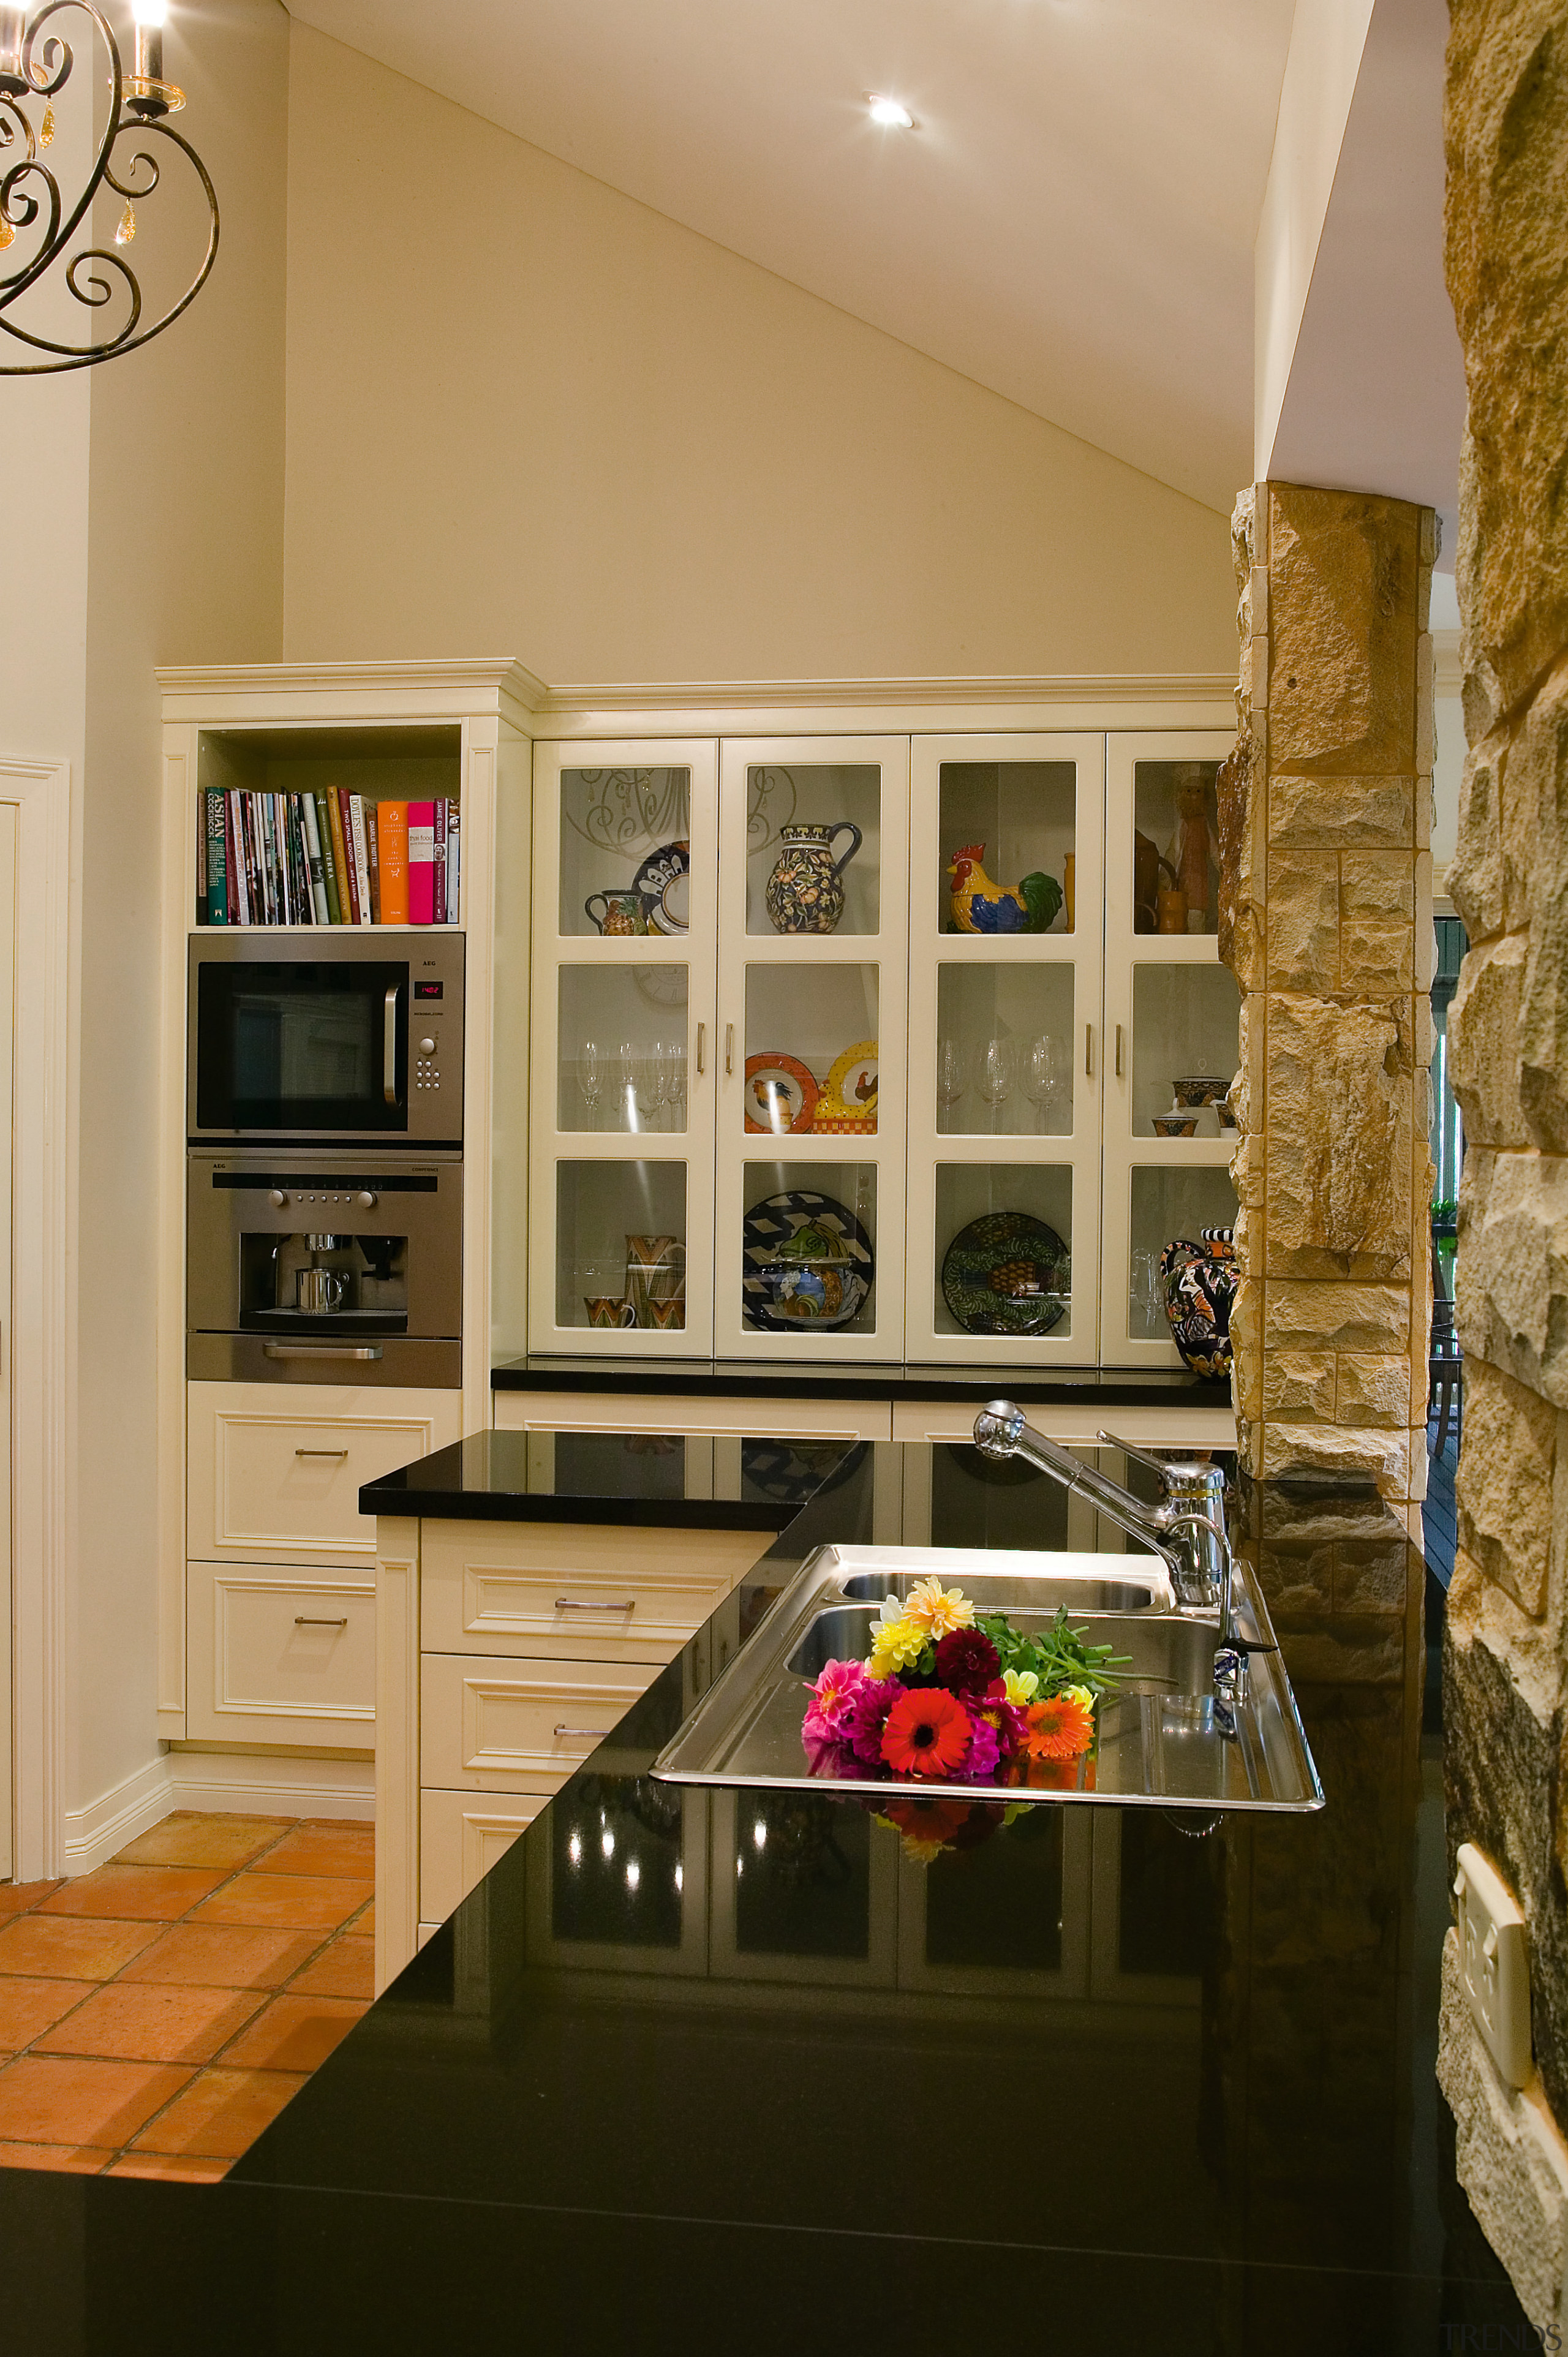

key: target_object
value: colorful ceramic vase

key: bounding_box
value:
[584,890,647,936]
[1159,1228,1237,1379]
[764,822,862,935]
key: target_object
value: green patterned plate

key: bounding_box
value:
[941,1211,1069,1337]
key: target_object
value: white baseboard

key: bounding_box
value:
[59,1749,374,1874]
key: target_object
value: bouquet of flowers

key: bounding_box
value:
[802,1576,1125,1792]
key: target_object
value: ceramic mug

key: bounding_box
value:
[584,1295,637,1329]
[584,890,647,937]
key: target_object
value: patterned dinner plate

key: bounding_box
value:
[632,840,690,933]
[741,1188,874,1332]
[940,1210,1069,1338]
[743,1053,820,1136]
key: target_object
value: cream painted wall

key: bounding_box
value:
[67,0,289,1829]
[282,27,1236,683]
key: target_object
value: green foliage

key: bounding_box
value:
[976,1605,1129,1699]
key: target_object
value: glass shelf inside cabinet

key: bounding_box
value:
[559,966,688,1134]
[1131,964,1240,1139]
[1126,1167,1238,1342]
[935,1164,1072,1341]
[938,761,1076,936]
[743,964,878,1138]
[740,1160,877,1337]
[745,764,881,937]
[936,964,1074,1136]
[555,1160,688,1337]
[1133,758,1221,937]
[559,766,692,939]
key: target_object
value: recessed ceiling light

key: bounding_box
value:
[867,94,915,129]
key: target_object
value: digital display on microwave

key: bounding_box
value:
[414,981,443,1000]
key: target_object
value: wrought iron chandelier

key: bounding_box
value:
[0,1,218,373]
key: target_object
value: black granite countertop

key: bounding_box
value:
[0,1437,1532,2352]
[492,1352,1234,1406]
[357,1426,830,1530]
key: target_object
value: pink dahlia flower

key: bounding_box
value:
[844,1676,903,1765]
[802,1657,867,1746]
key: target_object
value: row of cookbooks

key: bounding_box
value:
[196,789,460,926]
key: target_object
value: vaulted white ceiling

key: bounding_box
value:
[284,0,1298,513]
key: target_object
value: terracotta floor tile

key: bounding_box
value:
[35,1982,266,2066]
[219,1994,367,2073]
[190,1874,372,1933]
[287,1935,373,2002]
[0,2056,191,2148]
[252,1824,374,1880]
[39,1866,227,1921]
[0,1977,97,2053]
[0,2140,112,2173]
[0,1882,62,1924]
[130,2065,306,2158]
[115,1814,292,1872]
[0,1915,159,1982]
[105,2152,232,2182]
[117,1923,322,1991]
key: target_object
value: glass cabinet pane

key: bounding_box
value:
[936,964,1074,1136]
[938,761,1076,935]
[1126,1167,1238,1341]
[745,764,881,936]
[559,766,692,937]
[733,1795,873,1960]
[1131,964,1240,1137]
[743,964,878,1136]
[741,1162,878,1335]
[557,966,688,1133]
[935,1164,1073,1340]
[1133,758,1220,936]
[555,1160,688,1334]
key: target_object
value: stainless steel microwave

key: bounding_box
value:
[187,934,464,1147]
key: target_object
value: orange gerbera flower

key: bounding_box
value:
[881,1687,973,1778]
[1019,1691,1095,1762]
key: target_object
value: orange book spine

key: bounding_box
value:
[378,801,410,925]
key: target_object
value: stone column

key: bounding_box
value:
[1219,481,1436,1512]
[1436,2,1568,2332]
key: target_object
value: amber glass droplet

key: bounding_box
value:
[39,104,54,148]
[114,201,136,246]
[0,216,12,250]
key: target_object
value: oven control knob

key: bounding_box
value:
[418,1038,436,1057]
[356,1190,377,1209]
[268,1189,287,1208]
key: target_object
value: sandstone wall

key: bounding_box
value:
[1438,0,1568,2329]
[1220,482,1436,1509]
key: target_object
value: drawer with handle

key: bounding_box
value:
[420,1653,655,1793]
[419,1520,765,1662]
[189,1379,462,1563]
[186,1562,374,1746]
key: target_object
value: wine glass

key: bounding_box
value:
[1022,1034,1069,1133]
[976,1036,1016,1133]
[578,1038,603,1131]
[616,1041,639,1132]
[666,1043,687,1133]
[935,1038,967,1131]
[641,1043,669,1132]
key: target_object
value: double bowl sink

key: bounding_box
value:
[652,1544,1324,1815]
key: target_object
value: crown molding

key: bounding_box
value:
[531,671,1236,716]
[156,659,546,725]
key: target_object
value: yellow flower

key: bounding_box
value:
[902,1577,976,1638]
[868,1615,926,1678]
[1002,1667,1039,1705]
[1059,1683,1095,1713]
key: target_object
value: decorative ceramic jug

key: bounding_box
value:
[764,822,862,935]
[1159,1229,1237,1379]
[584,890,647,936]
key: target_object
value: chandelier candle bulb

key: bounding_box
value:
[132,0,166,85]
[0,7,24,96]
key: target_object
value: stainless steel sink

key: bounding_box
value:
[652,1541,1324,1815]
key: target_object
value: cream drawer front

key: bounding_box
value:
[189,1380,463,1563]
[186,1563,374,1747]
[420,1520,766,1662]
[420,1789,549,1923]
[889,1401,1237,1446]
[420,1653,655,1792]
[492,1389,892,1441]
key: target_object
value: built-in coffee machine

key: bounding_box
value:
[187,1152,461,1387]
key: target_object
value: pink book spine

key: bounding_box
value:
[407,800,435,925]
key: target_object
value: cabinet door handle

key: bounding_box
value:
[295,1447,349,1460]
[725,1022,734,1076]
[554,1597,636,1613]
[1085,1023,1093,1077]
[553,1724,607,1741]
[696,1022,705,1074]
[295,1615,348,1627]
[1115,1024,1124,1078]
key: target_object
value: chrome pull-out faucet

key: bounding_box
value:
[971,1401,1246,1712]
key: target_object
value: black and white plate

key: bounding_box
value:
[741,1188,873,1332]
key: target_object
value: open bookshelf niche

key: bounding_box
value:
[194,726,463,928]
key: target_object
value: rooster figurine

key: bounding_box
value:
[946,843,1064,934]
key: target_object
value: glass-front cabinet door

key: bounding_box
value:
[1099,733,1240,1365]
[905,735,1105,1363]
[529,741,718,1354]
[713,737,910,1360]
